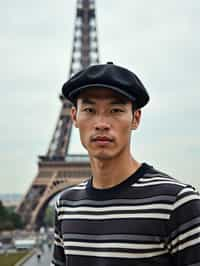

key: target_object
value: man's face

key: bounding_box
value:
[71,88,141,160]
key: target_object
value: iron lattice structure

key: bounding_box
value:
[17,0,99,230]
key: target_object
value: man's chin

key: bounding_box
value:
[95,155,112,160]
[90,151,113,161]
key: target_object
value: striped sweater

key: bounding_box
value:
[52,163,200,266]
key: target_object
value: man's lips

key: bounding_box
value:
[91,136,113,144]
[95,138,111,141]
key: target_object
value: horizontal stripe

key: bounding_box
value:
[80,181,89,185]
[66,186,87,191]
[171,226,200,247]
[63,241,165,250]
[58,213,170,220]
[133,181,186,187]
[170,217,200,240]
[172,237,200,254]
[143,173,171,178]
[64,249,168,258]
[63,233,163,242]
[138,177,175,183]
[57,203,173,213]
[178,187,196,195]
[174,194,200,209]
[61,219,166,236]
[59,196,175,207]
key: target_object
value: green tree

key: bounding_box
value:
[0,201,24,230]
[44,206,54,227]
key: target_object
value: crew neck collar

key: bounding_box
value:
[86,162,151,197]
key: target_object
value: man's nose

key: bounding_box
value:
[94,116,111,131]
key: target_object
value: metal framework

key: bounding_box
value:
[17,0,99,230]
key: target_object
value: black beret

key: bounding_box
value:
[62,62,150,109]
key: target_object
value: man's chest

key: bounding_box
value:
[59,206,168,264]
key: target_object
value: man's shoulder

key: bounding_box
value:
[56,179,89,204]
[137,163,191,196]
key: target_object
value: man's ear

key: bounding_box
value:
[71,106,78,128]
[131,109,142,130]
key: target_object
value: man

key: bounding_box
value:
[52,62,200,266]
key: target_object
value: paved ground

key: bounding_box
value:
[23,244,53,266]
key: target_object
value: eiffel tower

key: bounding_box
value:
[17,0,99,230]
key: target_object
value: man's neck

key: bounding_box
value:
[89,154,141,189]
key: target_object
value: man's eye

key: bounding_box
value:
[111,108,124,113]
[83,108,94,113]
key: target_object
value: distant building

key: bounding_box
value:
[0,194,22,207]
[13,239,36,250]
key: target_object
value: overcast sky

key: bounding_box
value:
[0,0,200,194]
